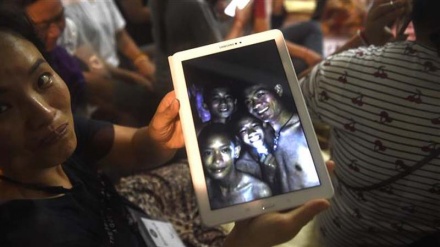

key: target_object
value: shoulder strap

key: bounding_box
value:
[335,148,440,192]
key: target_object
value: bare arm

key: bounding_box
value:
[225,0,254,40]
[77,50,154,91]
[253,17,270,33]
[285,41,322,66]
[107,65,154,91]
[252,0,270,33]
[115,29,155,78]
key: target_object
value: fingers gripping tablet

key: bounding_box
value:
[169,30,334,226]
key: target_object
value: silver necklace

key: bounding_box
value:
[273,113,295,151]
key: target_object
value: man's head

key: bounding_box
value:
[203,85,237,123]
[198,123,240,181]
[243,84,284,124]
[18,0,65,51]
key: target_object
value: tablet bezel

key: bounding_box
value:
[169,29,333,226]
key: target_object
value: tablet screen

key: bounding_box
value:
[180,40,321,210]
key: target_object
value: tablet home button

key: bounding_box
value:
[262,204,275,210]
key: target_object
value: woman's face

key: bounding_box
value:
[0,32,76,173]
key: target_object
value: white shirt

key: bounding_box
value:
[61,0,126,66]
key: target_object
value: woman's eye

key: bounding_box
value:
[221,147,230,154]
[37,73,54,89]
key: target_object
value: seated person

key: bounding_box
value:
[299,0,440,246]
[61,0,155,80]
[21,0,158,126]
[243,83,320,191]
[198,123,272,209]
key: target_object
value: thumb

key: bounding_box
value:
[151,91,180,130]
[159,98,180,126]
[284,199,330,233]
[155,91,179,116]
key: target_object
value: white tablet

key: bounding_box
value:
[169,29,333,226]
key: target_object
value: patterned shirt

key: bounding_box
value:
[300,41,440,246]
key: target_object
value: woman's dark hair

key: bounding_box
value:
[0,3,49,61]
[411,0,440,55]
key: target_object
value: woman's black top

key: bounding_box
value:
[0,117,147,247]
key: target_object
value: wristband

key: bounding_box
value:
[357,29,370,46]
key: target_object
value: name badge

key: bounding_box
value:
[140,218,185,247]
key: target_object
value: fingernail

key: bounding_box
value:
[170,98,180,110]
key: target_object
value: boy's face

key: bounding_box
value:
[206,87,236,121]
[201,133,239,180]
[237,116,265,149]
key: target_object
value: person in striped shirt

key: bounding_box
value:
[299,0,440,246]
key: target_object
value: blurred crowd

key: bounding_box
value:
[13,0,380,128]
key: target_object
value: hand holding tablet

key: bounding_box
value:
[169,30,333,226]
